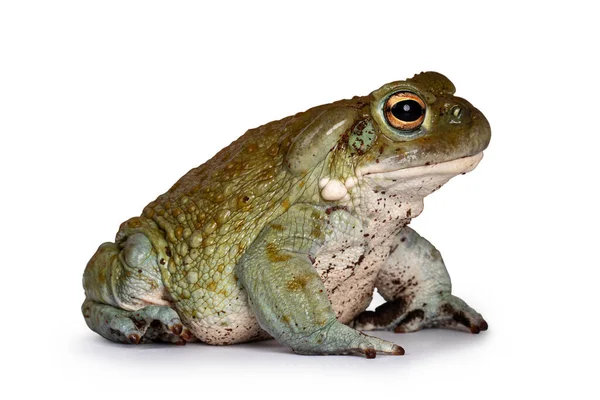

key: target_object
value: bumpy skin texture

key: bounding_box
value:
[82,71,491,357]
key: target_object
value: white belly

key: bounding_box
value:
[313,203,412,323]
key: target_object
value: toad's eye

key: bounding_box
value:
[384,92,426,131]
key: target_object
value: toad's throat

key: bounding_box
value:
[357,152,484,203]
[357,152,484,180]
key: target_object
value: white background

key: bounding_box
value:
[1,1,598,398]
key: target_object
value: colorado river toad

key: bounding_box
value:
[82,71,491,358]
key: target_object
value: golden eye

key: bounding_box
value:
[384,92,426,131]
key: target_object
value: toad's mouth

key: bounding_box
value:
[356,152,484,180]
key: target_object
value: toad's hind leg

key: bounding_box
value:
[352,227,488,334]
[237,204,404,358]
[82,226,193,344]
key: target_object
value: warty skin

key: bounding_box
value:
[82,71,491,358]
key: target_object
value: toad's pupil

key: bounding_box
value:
[391,100,423,122]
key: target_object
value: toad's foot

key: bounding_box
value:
[353,227,488,335]
[82,299,195,344]
[416,294,488,334]
[354,294,488,334]
[293,320,404,358]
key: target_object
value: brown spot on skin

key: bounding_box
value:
[354,298,407,328]
[286,274,311,291]
[394,309,425,332]
[180,329,195,341]
[207,282,217,291]
[160,258,166,265]
[282,198,291,210]
[149,320,161,329]
[270,224,284,231]
[246,143,258,153]
[236,195,252,209]
[310,226,322,239]
[127,218,142,229]
[441,303,455,315]
[98,270,106,284]
[266,243,292,262]
[325,205,346,215]
[442,303,476,331]
[165,247,172,257]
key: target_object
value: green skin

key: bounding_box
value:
[82,71,491,358]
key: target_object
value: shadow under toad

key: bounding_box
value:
[72,327,490,368]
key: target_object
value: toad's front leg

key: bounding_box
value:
[353,227,488,334]
[236,204,404,358]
